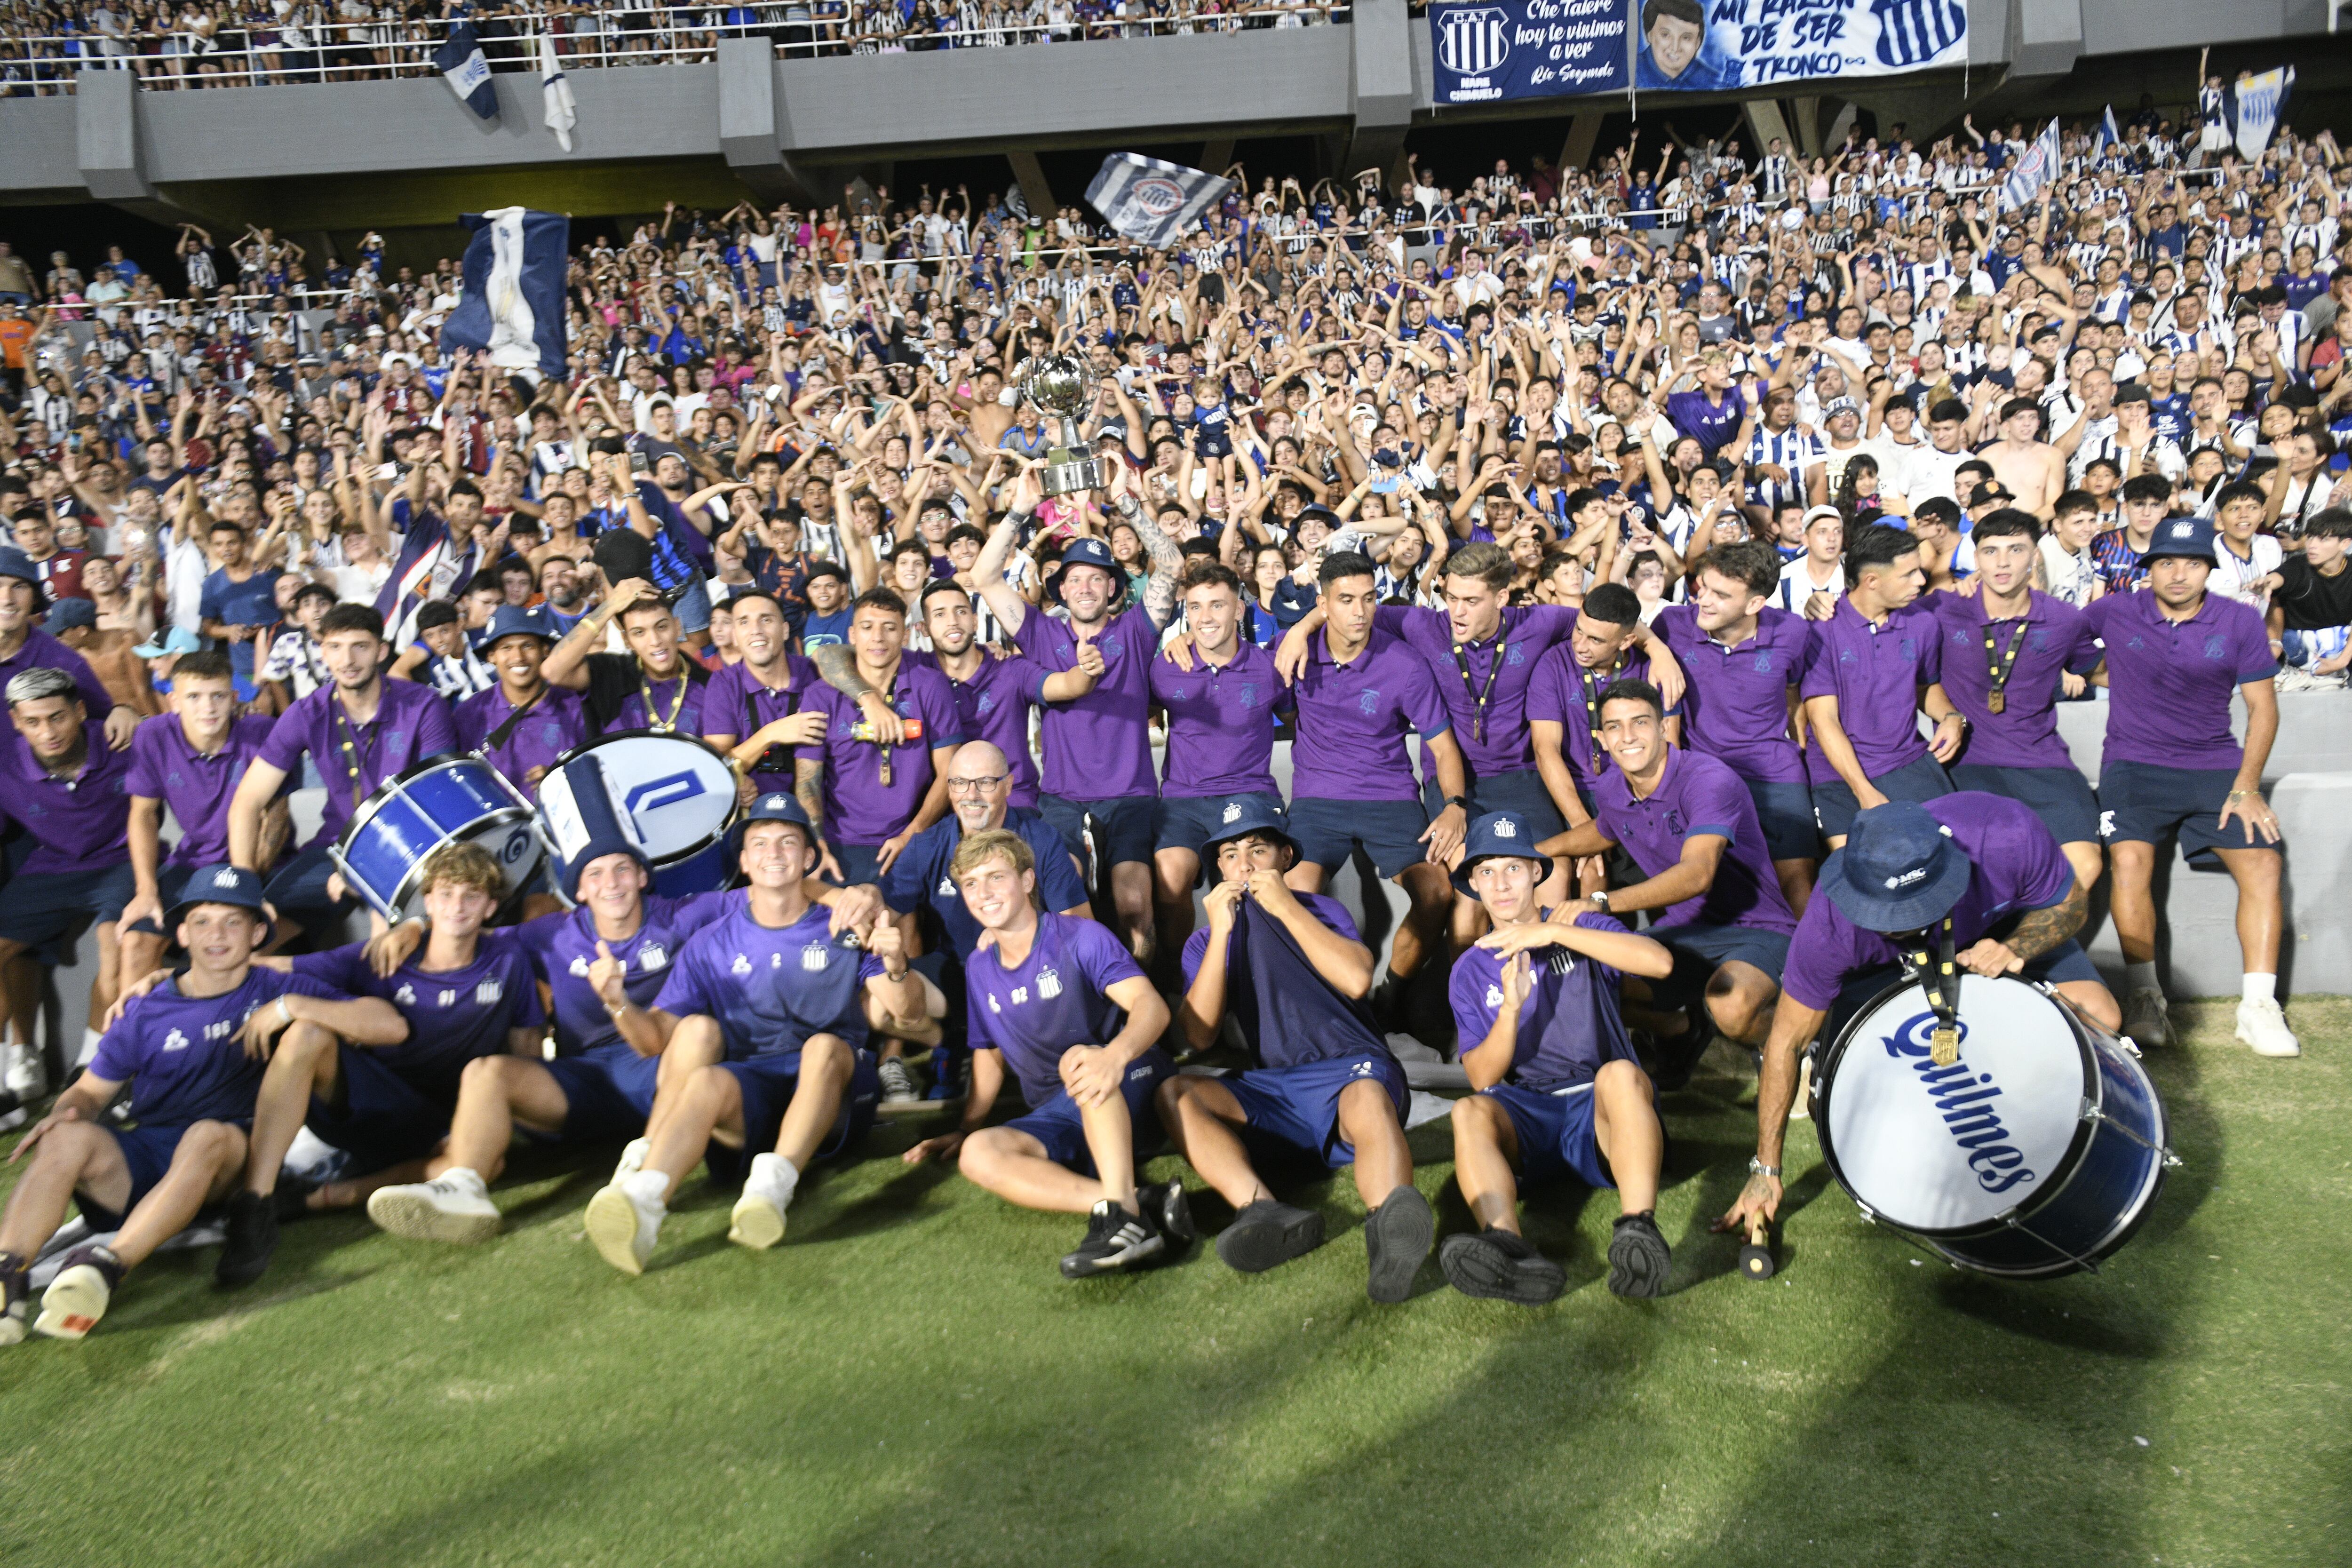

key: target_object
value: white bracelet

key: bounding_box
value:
[276,997,294,1027]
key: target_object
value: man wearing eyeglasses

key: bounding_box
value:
[873,740,1094,1111]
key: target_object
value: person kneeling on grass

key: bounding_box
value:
[1445,812,1677,1303]
[582,795,923,1275]
[1157,799,1435,1304]
[0,867,403,1344]
[902,828,1186,1280]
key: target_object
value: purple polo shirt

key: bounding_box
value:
[966,911,1144,1108]
[260,678,459,849]
[1526,643,1665,788]
[514,889,737,1056]
[1375,603,1578,778]
[801,662,966,846]
[1780,793,2076,1011]
[1651,604,1812,784]
[911,649,1050,810]
[1929,589,2101,771]
[1800,597,1941,782]
[1665,387,1745,456]
[1150,640,1281,799]
[699,653,820,798]
[455,682,590,794]
[1593,748,1795,933]
[125,713,278,869]
[1012,604,1158,801]
[2084,589,2279,772]
[0,720,132,875]
[0,629,115,721]
[1288,628,1453,802]
[1448,910,1638,1091]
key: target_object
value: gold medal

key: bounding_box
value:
[1986,689,2006,715]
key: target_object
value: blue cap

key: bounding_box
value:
[0,547,49,606]
[1819,801,1971,933]
[1045,537,1127,608]
[1452,809,1544,895]
[2141,514,2217,564]
[560,837,651,899]
[42,596,95,634]
[732,790,816,854]
[482,604,558,647]
[1195,796,1297,885]
[168,863,269,921]
[133,625,203,659]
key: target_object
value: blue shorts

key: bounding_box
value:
[1287,796,1430,882]
[669,574,714,634]
[702,1047,880,1183]
[1820,939,2104,1043]
[2098,759,2281,867]
[265,840,353,918]
[1485,1081,1614,1190]
[0,862,136,948]
[543,1043,664,1144]
[1951,762,2101,847]
[1811,753,1952,840]
[123,863,201,939]
[308,1043,449,1177]
[1003,1046,1173,1177]
[1652,922,1794,1007]
[76,1120,242,1234]
[1155,791,1285,857]
[1421,764,1566,844]
[827,840,887,889]
[1226,1050,1407,1170]
[1038,793,1157,872]
[1744,777,1821,862]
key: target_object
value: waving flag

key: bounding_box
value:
[539,32,577,152]
[2229,66,2295,162]
[1999,118,2061,213]
[442,207,571,381]
[1085,154,1232,248]
[2093,104,2120,159]
[435,21,498,120]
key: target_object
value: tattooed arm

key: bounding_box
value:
[1958,878,2089,977]
[1121,489,1185,632]
[811,641,904,746]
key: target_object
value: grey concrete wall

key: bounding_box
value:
[0,97,85,197]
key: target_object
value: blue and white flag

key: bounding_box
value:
[538,32,576,152]
[441,207,570,381]
[2093,104,2120,159]
[2229,65,2294,162]
[434,21,498,120]
[1999,118,2061,213]
[1085,155,1231,248]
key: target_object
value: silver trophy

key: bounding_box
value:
[1016,353,1105,497]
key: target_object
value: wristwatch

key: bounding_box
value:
[1589,890,1611,911]
[1748,1157,1780,1179]
[1445,795,1476,812]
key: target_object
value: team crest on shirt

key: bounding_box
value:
[975,690,997,716]
[1222,801,1243,824]
[987,994,1002,1013]
[396,984,417,1006]
[639,944,667,971]
[732,954,753,976]
[1358,689,1381,715]
[1754,651,1775,673]
[2203,634,2227,661]
[1168,685,1188,701]
[1036,966,1063,1000]
[801,941,830,972]
[1507,645,1526,667]
[163,1028,191,1052]
[1239,683,1258,708]
[475,980,502,1005]
[1099,636,1122,660]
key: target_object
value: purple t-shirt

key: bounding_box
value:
[1012,604,1160,802]
[1801,597,1941,782]
[124,713,277,869]
[1593,748,1796,932]
[1651,603,1812,784]
[1177,891,1379,1068]
[1288,628,1453,802]
[455,682,589,795]
[1779,792,2076,1010]
[1664,387,1746,456]
[1929,589,2101,771]
[1448,910,1638,1091]
[292,933,543,1103]
[801,662,966,846]
[2084,589,2279,772]
[1150,641,1281,799]
[261,678,458,848]
[1526,642,1668,789]
[0,629,115,721]
[1375,603,1578,778]
[653,900,884,1059]
[90,967,348,1125]
[0,720,132,875]
[916,649,1050,809]
[699,653,820,798]
[513,889,737,1056]
[965,911,1144,1107]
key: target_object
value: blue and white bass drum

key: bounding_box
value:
[330,753,544,923]
[536,732,740,899]
[1811,975,2174,1279]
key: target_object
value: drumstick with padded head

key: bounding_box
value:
[1739,1212,1776,1281]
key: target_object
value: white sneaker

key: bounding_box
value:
[34,1262,112,1341]
[366,1170,501,1244]
[728,1188,788,1250]
[3,1041,47,1103]
[584,1181,663,1275]
[2122,987,2173,1052]
[610,1137,650,1185]
[2235,997,2301,1058]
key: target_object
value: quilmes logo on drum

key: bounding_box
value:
[1880,1011,2037,1194]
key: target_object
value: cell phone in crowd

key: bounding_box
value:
[629,450,650,473]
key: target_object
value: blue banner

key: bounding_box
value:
[1430,0,1629,106]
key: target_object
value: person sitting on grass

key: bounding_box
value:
[1156,799,1435,1304]
[901,828,1186,1281]
[580,795,925,1275]
[0,867,401,1345]
[1443,811,1677,1304]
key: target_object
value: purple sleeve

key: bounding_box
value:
[1076,917,1147,995]
[1005,655,1050,706]
[1778,899,1861,1011]
[2005,809,2078,911]
[1372,604,1415,640]
[262,970,360,1004]
[1449,957,1497,1050]
[290,944,369,994]
[652,943,716,1017]
[502,945,547,1027]
[964,965,1005,1054]
[2063,609,2104,675]
[1798,621,1837,701]
[917,672,967,749]
[2080,595,2116,640]
[1524,648,1571,726]
[2233,606,2282,683]
[123,723,161,799]
[1677,767,1747,841]
[1013,611,1073,665]
[1571,911,1631,987]
[667,889,739,939]
[87,1008,147,1082]
[414,689,459,754]
[258,701,311,772]
[1178,926,1212,990]
[1395,649,1454,738]
[1914,608,1942,684]
[1304,892,1362,943]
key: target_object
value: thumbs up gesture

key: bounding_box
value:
[588,940,628,1011]
[1073,625,1107,679]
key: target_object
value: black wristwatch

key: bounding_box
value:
[1445,795,1476,812]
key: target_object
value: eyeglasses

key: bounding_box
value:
[946,774,1008,793]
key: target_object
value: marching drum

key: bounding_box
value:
[331,753,545,924]
[1810,974,2173,1279]
[537,733,740,898]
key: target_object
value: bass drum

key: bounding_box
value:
[1811,974,2173,1279]
[536,732,740,898]
[331,753,543,923]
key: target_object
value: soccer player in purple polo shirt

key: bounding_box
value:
[700,588,826,805]
[1802,522,1965,848]
[2087,515,2298,1058]
[1526,583,1681,876]
[906,576,1102,814]
[454,605,589,796]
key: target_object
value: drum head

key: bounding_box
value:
[1817,975,2093,1236]
[540,732,739,870]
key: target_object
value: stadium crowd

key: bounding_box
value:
[0,97,2349,1342]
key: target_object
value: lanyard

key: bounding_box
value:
[330,696,376,811]
[1449,637,1506,743]
[1577,657,1616,773]
[1900,916,1964,1067]
[1981,613,2028,715]
[874,670,902,788]
[638,668,690,734]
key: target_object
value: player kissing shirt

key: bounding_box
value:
[1180,894,1387,1069]
[965,912,1144,1108]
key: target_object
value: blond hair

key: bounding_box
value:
[950,828,1034,885]
[419,841,507,902]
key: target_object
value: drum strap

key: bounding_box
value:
[1901,916,1964,1067]
[481,683,548,757]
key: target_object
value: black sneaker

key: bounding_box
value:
[1438,1227,1568,1305]
[1607,1211,1672,1299]
[215,1190,279,1289]
[1364,1185,1435,1303]
[1140,1181,1195,1249]
[1215,1199,1325,1274]
[1058,1200,1166,1279]
[272,1173,320,1222]
[1648,1005,1714,1092]
[0,1252,27,1346]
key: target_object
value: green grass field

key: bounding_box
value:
[0,1000,2344,1568]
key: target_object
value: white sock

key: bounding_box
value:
[616,1137,649,1175]
[2242,973,2277,1005]
[2126,962,2159,994]
[747,1153,800,1210]
[620,1169,669,1211]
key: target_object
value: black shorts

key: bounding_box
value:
[1039,793,1158,872]
[1950,763,2101,847]
[1287,796,1430,882]
[2098,760,2282,867]
[1811,754,1952,840]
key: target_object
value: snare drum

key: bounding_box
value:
[331,753,544,924]
[1811,974,2172,1279]
[537,732,740,898]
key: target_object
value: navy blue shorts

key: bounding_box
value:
[702,1047,880,1183]
[1951,762,2101,847]
[1485,1082,1614,1190]
[265,840,352,917]
[1744,777,1822,862]
[1820,940,2104,1043]
[123,863,200,939]
[1288,796,1430,882]
[1811,753,1953,840]
[1226,1050,1407,1170]
[543,1043,664,1144]
[1039,793,1158,872]
[0,862,136,948]
[2098,760,2281,867]
[1003,1046,1173,1177]
[1421,764,1566,844]
[75,1120,241,1234]
[1155,791,1286,857]
[1652,922,1794,1007]
[308,1043,449,1177]
[827,840,887,889]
